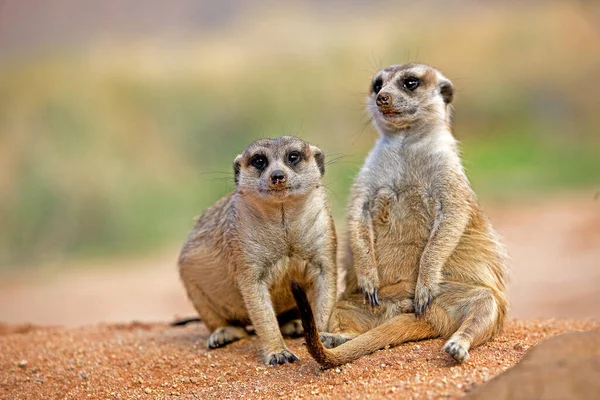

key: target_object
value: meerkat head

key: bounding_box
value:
[367,63,454,134]
[233,136,325,202]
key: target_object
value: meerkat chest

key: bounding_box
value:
[280,203,330,258]
[362,146,437,240]
[247,208,328,286]
[240,200,330,267]
[365,149,434,211]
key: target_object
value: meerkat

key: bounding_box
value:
[291,63,508,368]
[178,136,337,365]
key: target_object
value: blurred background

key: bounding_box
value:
[0,0,598,326]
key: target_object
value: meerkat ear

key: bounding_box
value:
[310,145,325,176]
[439,80,454,104]
[233,154,242,185]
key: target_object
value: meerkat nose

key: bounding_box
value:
[270,170,287,185]
[376,92,391,107]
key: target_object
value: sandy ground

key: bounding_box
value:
[1,319,599,400]
[0,192,599,399]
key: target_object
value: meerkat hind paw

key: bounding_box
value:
[320,332,353,349]
[443,339,470,363]
[207,326,248,349]
[280,319,304,338]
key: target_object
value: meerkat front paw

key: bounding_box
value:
[280,319,304,338]
[263,348,300,366]
[319,332,353,349]
[443,339,470,363]
[207,326,248,349]
[358,273,380,307]
[414,281,437,317]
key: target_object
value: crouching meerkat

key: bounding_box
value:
[291,63,508,368]
[178,136,337,365]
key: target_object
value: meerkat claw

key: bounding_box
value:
[266,349,300,366]
[415,296,432,318]
[372,289,380,306]
[361,287,380,307]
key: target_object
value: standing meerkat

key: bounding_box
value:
[291,63,508,367]
[179,136,337,365]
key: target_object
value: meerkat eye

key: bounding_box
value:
[403,77,420,91]
[249,154,267,170]
[372,78,383,95]
[287,151,302,165]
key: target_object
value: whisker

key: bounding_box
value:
[325,154,352,166]
[197,171,234,176]
[352,116,374,146]
[319,182,340,203]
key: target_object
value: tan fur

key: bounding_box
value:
[178,136,337,365]
[294,63,508,367]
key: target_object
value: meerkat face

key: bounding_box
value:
[233,136,325,202]
[367,63,454,133]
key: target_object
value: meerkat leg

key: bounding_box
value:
[293,280,437,368]
[179,265,228,331]
[179,271,249,349]
[414,193,470,317]
[323,286,415,349]
[238,270,299,365]
[441,287,500,363]
[312,249,338,332]
[347,187,379,306]
[324,297,376,348]
[179,267,250,349]
[320,315,436,366]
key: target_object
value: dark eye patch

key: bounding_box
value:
[372,77,383,94]
[402,77,420,91]
[287,151,302,166]
[249,154,268,170]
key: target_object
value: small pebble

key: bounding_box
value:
[144,388,152,394]
[334,368,341,374]
[79,371,88,380]
[17,360,28,368]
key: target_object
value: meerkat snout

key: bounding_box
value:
[375,92,391,107]
[269,170,287,186]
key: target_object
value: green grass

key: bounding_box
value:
[462,131,600,197]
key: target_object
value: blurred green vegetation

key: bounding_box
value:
[0,2,599,268]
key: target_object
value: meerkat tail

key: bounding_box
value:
[171,317,202,327]
[290,280,342,368]
[291,280,436,368]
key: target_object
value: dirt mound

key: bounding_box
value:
[466,330,600,400]
[1,319,598,399]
